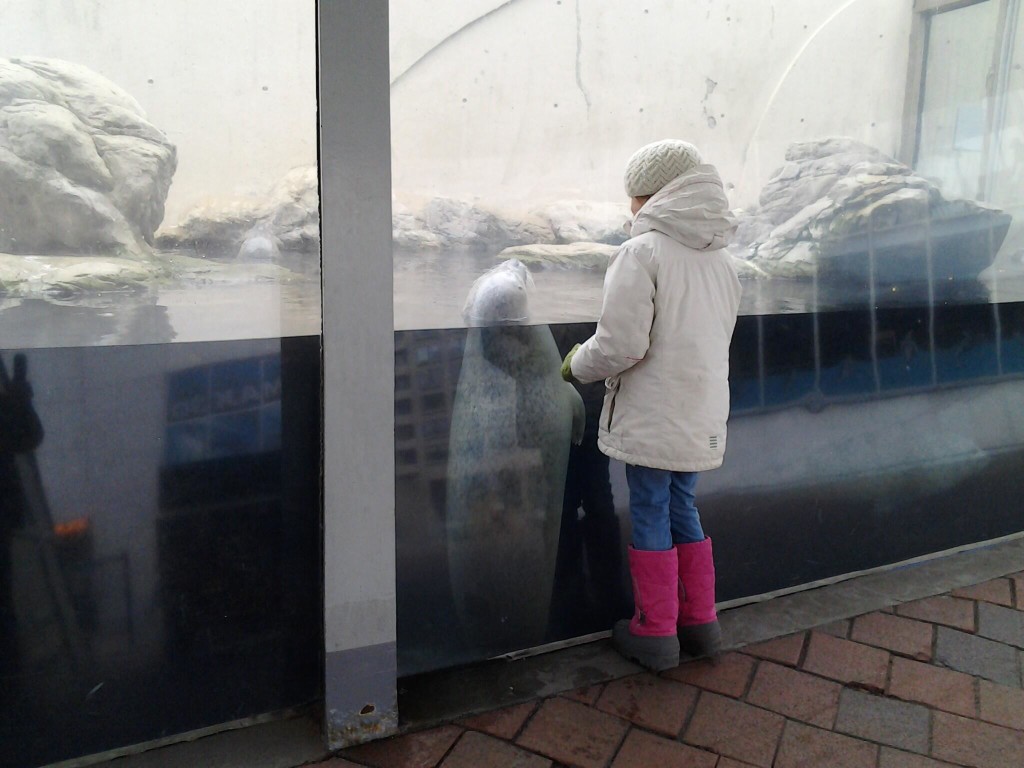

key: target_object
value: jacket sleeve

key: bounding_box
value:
[570,242,655,384]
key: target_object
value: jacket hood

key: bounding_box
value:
[629,164,737,251]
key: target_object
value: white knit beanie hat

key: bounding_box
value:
[624,139,702,198]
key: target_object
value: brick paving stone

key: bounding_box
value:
[662,652,756,698]
[977,601,1024,649]
[610,728,717,768]
[932,711,1024,768]
[439,731,551,768]
[745,661,841,728]
[559,685,603,706]
[935,626,1022,687]
[683,691,785,767]
[515,698,627,768]
[979,679,1024,730]
[774,721,877,768]
[814,619,851,638]
[851,611,933,661]
[458,702,539,740]
[1012,573,1024,609]
[896,596,975,632]
[887,656,976,717]
[953,578,1015,607]
[595,673,698,737]
[801,632,890,691]
[716,760,760,768]
[341,725,463,768]
[834,688,930,754]
[741,632,806,666]
[309,760,365,768]
[878,747,960,767]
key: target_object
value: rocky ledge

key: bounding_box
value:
[156,166,319,258]
[498,241,765,278]
[734,137,1011,283]
[0,57,176,259]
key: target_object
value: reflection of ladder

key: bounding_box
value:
[0,354,89,669]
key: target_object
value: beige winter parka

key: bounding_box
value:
[569,165,742,471]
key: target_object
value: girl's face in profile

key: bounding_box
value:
[630,195,650,216]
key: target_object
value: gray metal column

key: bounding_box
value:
[318,0,398,749]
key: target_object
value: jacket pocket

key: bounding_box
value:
[605,377,620,431]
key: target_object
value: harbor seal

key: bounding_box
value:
[446,260,585,653]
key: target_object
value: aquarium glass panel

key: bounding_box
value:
[389,1,1024,677]
[391,1,1023,330]
[0,2,320,348]
[1,2,322,765]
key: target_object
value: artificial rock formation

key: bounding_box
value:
[496,241,765,278]
[393,197,629,252]
[157,166,319,258]
[497,242,619,270]
[736,137,1011,282]
[0,57,176,258]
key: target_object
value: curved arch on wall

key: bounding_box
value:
[391,0,525,88]
[742,0,867,164]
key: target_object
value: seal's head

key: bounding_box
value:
[462,260,538,375]
[462,259,534,327]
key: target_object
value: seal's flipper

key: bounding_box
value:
[568,385,585,446]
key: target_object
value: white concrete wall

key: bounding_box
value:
[3,0,318,226]
[390,0,914,209]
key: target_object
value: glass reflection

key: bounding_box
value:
[389,0,1024,677]
[705,301,1024,598]
[396,298,1024,675]
[0,339,320,768]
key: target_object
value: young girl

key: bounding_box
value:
[561,140,741,671]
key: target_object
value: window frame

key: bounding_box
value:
[900,0,1020,201]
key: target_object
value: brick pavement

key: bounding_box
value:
[318,573,1024,768]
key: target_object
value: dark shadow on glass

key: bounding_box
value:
[709,301,1024,601]
[547,324,631,640]
[0,339,321,768]
[1,354,49,683]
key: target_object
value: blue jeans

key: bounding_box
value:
[625,464,704,551]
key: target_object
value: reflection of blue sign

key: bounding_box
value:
[167,367,209,423]
[164,355,281,465]
[211,358,263,414]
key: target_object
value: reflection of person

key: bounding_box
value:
[447,261,585,652]
[562,141,741,671]
[0,354,45,676]
[548,324,631,638]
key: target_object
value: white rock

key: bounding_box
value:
[738,137,1010,282]
[159,165,319,256]
[497,242,618,270]
[532,200,629,245]
[784,137,890,164]
[0,57,176,255]
[0,251,159,296]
